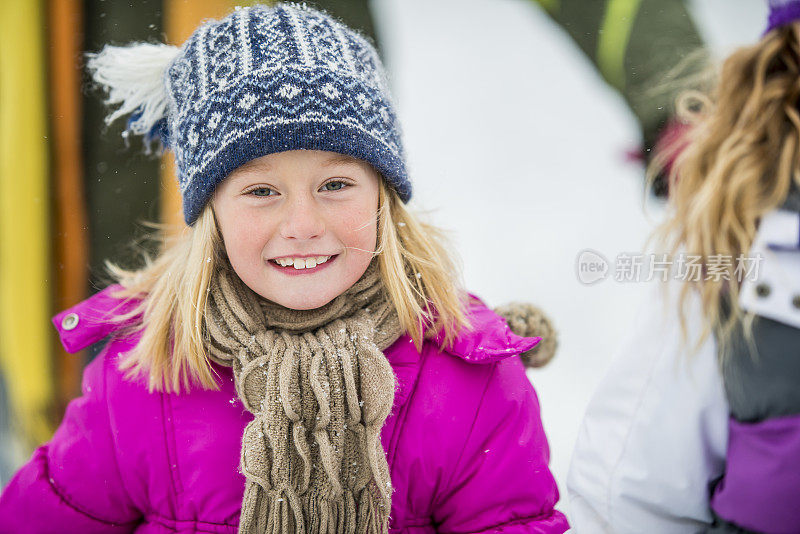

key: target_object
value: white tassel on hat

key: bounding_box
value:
[85,42,180,142]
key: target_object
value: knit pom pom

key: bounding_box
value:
[85,41,180,154]
[493,302,558,368]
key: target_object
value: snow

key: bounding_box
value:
[370,0,766,520]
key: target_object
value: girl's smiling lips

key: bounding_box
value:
[269,253,337,260]
[267,254,339,275]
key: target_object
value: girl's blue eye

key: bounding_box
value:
[245,180,349,197]
[322,180,348,191]
[247,187,274,197]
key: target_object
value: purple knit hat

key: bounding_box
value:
[766,0,800,33]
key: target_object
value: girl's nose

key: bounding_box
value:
[278,194,325,240]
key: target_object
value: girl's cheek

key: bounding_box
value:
[341,210,376,240]
[232,209,272,235]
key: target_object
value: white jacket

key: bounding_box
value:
[566,207,800,533]
[566,277,729,533]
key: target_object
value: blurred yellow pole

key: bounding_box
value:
[0,0,54,448]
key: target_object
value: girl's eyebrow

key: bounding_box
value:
[321,155,362,167]
[235,159,270,174]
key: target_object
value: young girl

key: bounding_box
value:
[0,3,568,533]
[567,1,800,532]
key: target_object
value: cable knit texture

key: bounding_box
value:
[203,258,402,533]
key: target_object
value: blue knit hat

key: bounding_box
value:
[86,2,412,226]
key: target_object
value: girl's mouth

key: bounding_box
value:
[268,254,339,276]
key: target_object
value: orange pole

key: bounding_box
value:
[47,0,90,425]
[161,1,233,233]
[160,0,272,233]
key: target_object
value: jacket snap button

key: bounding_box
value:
[793,295,800,310]
[61,313,79,331]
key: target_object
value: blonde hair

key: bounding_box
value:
[646,24,800,357]
[103,177,474,394]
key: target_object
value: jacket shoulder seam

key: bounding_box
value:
[386,342,429,473]
[162,387,185,497]
[102,347,144,515]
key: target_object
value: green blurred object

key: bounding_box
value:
[533,0,705,195]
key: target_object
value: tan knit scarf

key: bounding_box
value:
[202,257,403,534]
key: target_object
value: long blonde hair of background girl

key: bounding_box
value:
[102,178,473,394]
[647,23,800,357]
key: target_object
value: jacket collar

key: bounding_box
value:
[52,284,140,354]
[428,292,542,363]
[54,287,540,407]
[383,292,541,408]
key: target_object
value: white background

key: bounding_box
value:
[370,0,766,520]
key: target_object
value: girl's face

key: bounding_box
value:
[212,149,380,310]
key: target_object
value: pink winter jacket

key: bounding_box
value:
[0,284,568,533]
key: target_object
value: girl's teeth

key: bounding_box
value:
[275,255,331,269]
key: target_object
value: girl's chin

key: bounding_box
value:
[258,283,342,310]
[275,295,338,310]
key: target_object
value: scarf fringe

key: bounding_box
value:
[206,261,400,534]
[239,485,390,534]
